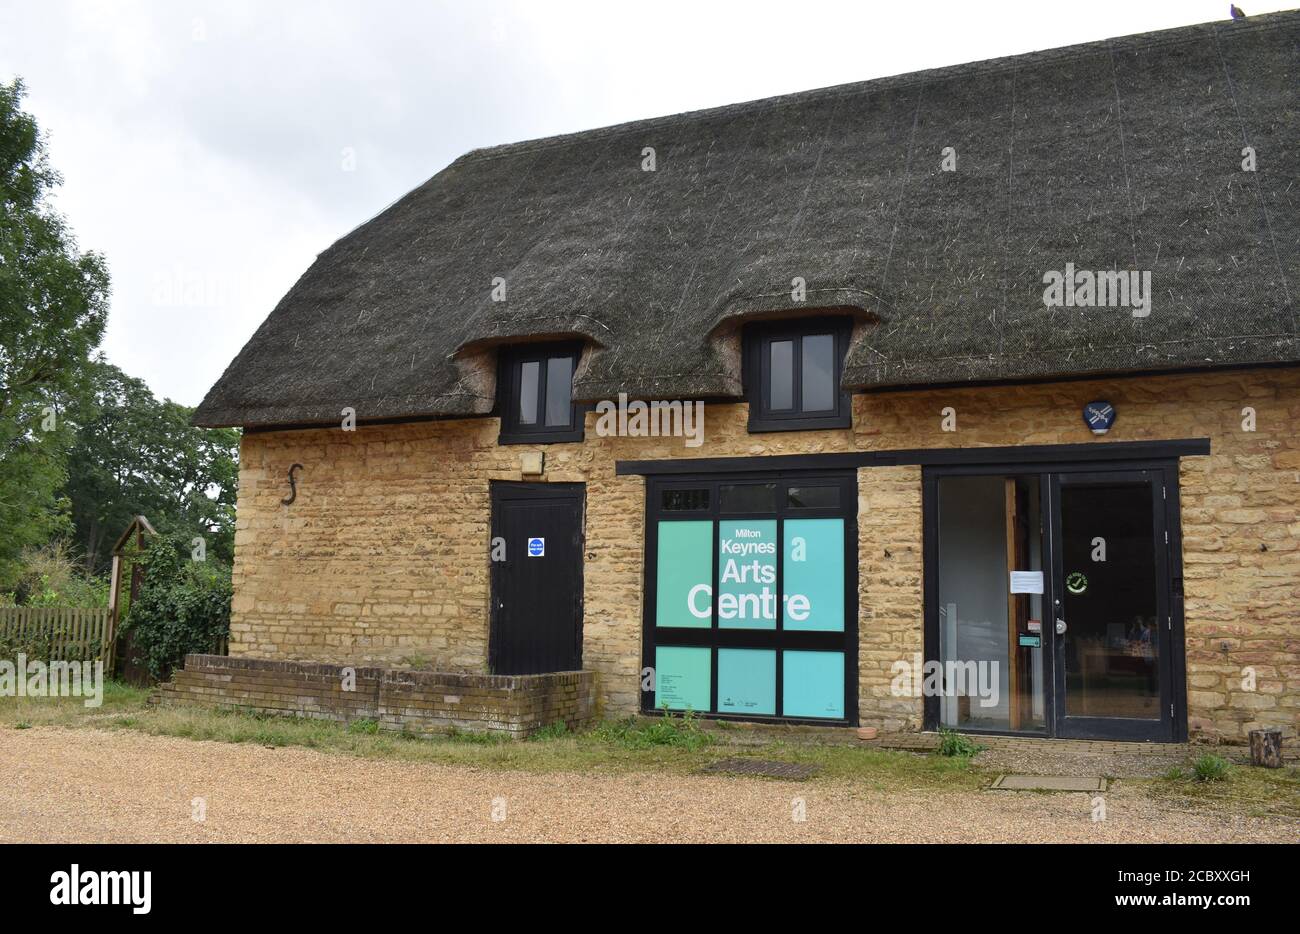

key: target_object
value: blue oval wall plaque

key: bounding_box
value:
[1083,401,1115,435]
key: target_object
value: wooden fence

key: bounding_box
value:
[0,607,113,663]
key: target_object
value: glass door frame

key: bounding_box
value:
[640,469,858,725]
[922,458,1187,742]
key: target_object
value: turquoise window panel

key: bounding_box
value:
[655,646,711,712]
[717,649,776,715]
[782,650,845,719]
[783,518,844,631]
[717,519,777,630]
[655,520,713,628]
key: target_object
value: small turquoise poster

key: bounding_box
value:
[717,649,776,715]
[655,646,710,712]
[782,650,844,719]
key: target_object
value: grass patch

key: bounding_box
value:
[592,710,714,751]
[1191,754,1232,783]
[444,725,509,745]
[936,728,985,758]
[527,721,569,742]
[0,680,150,728]
[1146,756,1299,819]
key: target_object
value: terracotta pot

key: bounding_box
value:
[856,726,879,741]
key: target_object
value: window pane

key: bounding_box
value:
[783,518,844,631]
[787,486,839,509]
[719,483,777,513]
[769,340,793,410]
[717,649,776,715]
[655,646,711,710]
[937,475,1047,733]
[518,361,539,424]
[544,355,573,426]
[782,651,844,718]
[655,521,713,629]
[801,333,835,412]
[661,488,710,511]
[717,520,777,630]
[1060,481,1159,721]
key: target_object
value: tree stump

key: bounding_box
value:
[1248,728,1283,768]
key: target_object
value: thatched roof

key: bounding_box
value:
[194,12,1298,429]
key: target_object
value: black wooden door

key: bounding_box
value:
[489,482,584,675]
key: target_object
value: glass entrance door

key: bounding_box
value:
[927,463,1181,741]
[1050,471,1174,740]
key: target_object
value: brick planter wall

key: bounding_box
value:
[156,654,597,738]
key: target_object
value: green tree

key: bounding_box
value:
[64,359,239,572]
[0,78,110,586]
[121,530,231,681]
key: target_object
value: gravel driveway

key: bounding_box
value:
[1,727,1292,843]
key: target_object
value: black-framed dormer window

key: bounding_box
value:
[497,342,585,444]
[744,318,851,432]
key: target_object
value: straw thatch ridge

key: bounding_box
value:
[194,12,1298,429]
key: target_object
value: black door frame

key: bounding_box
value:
[922,457,1188,742]
[641,469,859,726]
[488,481,585,675]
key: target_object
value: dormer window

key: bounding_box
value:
[498,342,584,444]
[744,318,851,432]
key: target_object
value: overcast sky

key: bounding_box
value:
[1,0,1290,407]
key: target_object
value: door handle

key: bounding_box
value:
[1055,618,1067,635]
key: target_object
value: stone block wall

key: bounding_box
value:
[856,466,924,732]
[227,367,1300,742]
[156,654,597,737]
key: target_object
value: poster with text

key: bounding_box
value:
[782,650,845,719]
[655,646,711,712]
[717,648,776,715]
[717,520,777,630]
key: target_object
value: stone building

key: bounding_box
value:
[190,12,1298,742]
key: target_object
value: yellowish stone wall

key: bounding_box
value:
[230,366,1300,741]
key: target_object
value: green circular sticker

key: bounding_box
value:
[1066,571,1088,595]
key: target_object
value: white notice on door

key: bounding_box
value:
[1009,571,1043,594]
